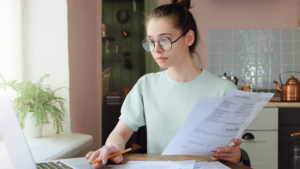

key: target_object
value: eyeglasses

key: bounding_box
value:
[141,31,187,52]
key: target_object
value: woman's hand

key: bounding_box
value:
[210,138,242,163]
[85,120,134,169]
[85,145,123,169]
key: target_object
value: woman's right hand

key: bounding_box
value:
[85,145,123,169]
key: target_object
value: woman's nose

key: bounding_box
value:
[153,41,163,53]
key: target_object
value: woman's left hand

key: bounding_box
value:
[210,138,242,163]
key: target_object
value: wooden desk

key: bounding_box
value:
[120,154,252,169]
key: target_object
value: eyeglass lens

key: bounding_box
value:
[142,37,172,52]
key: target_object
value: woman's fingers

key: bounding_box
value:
[93,162,101,169]
[109,155,123,164]
[87,150,101,164]
[101,146,110,164]
[211,151,236,162]
[86,145,123,166]
[215,147,235,154]
[101,146,123,164]
[211,142,241,163]
[101,145,121,164]
[92,155,122,169]
[211,152,233,158]
[231,138,241,147]
[85,151,93,160]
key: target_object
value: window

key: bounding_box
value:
[0,0,23,100]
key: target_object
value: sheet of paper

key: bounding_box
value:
[109,162,177,169]
[162,89,272,156]
[106,160,228,169]
[225,90,274,141]
[193,161,230,169]
[163,98,223,155]
[175,160,196,169]
[126,161,177,169]
[126,160,195,169]
[107,163,171,169]
[193,161,215,169]
[207,161,231,169]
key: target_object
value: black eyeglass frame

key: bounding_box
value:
[141,31,188,52]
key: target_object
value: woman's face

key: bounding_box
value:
[146,17,193,69]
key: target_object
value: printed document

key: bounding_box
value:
[162,89,274,156]
[193,161,230,169]
[103,160,228,169]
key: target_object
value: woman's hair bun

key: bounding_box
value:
[170,0,191,9]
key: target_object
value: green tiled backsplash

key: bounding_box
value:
[209,29,300,92]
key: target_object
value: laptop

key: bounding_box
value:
[0,95,107,169]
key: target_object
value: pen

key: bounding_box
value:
[92,148,132,164]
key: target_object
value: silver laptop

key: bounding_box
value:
[0,95,100,169]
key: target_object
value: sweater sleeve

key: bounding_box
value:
[119,76,146,132]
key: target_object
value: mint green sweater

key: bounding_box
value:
[119,69,237,154]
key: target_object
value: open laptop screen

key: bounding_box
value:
[0,95,37,169]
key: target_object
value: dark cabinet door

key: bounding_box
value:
[279,108,300,169]
[102,104,140,148]
[102,104,122,145]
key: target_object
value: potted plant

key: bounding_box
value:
[0,73,69,138]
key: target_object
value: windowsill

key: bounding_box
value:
[0,132,93,167]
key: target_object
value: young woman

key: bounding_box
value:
[86,0,242,168]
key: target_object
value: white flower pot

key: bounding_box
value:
[23,112,43,138]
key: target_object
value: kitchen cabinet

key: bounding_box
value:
[239,108,278,169]
[102,104,122,145]
[278,108,300,169]
[102,104,139,148]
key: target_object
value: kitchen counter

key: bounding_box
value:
[265,102,300,108]
[242,91,300,107]
[265,97,300,107]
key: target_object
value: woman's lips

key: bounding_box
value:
[156,57,168,62]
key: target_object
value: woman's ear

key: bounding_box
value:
[186,30,195,46]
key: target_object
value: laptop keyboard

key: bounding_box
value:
[36,161,73,169]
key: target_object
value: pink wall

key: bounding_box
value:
[68,0,103,157]
[158,0,299,69]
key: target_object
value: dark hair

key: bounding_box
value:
[145,0,199,56]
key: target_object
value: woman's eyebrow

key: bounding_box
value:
[147,33,172,38]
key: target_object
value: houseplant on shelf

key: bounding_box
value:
[0,73,69,138]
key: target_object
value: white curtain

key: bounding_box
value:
[0,0,24,99]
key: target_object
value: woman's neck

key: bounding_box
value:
[167,52,202,82]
